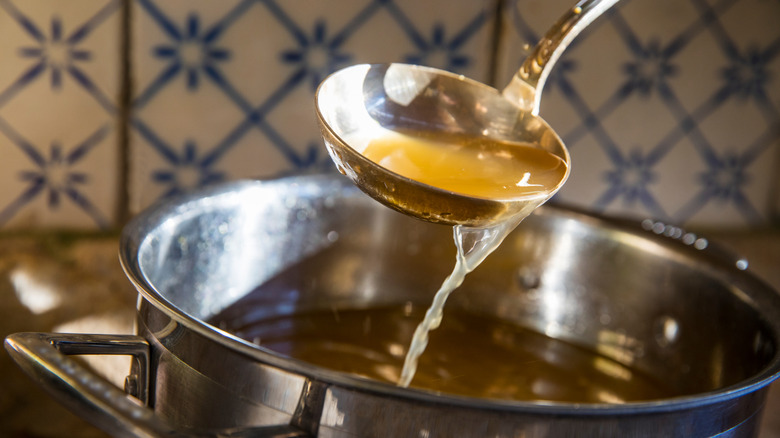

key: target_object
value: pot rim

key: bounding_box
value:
[119,176,780,416]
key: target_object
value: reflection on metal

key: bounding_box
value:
[597,330,641,366]
[594,357,632,382]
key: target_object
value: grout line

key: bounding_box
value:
[487,0,506,88]
[770,125,780,226]
[117,0,132,227]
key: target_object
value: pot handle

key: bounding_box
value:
[4,332,310,438]
[4,332,176,438]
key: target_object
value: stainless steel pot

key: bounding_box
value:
[6,175,780,438]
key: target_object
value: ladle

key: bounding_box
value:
[315,0,619,227]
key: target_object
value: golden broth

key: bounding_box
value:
[361,131,568,200]
[212,303,677,403]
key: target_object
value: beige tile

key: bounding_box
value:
[0,0,122,230]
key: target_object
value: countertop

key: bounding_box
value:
[0,230,778,437]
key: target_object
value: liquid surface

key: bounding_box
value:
[361,131,568,200]
[211,304,678,403]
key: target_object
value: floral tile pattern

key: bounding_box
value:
[129,0,498,213]
[497,0,780,227]
[0,0,122,230]
[0,0,776,229]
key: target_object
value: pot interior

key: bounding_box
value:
[131,176,780,404]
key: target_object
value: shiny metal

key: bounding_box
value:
[7,175,780,437]
[3,333,168,438]
[4,333,149,404]
[3,333,312,438]
[315,0,619,226]
[503,0,621,113]
[316,65,570,227]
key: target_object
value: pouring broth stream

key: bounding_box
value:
[348,129,568,387]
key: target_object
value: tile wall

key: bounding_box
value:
[0,0,123,229]
[0,0,778,231]
[498,0,780,227]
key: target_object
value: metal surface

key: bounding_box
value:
[314,0,620,226]
[502,0,621,113]
[315,64,570,226]
[3,333,167,438]
[126,175,779,436]
[6,175,780,437]
[3,333,312,438]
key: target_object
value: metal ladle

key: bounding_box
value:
[315,0,619,227]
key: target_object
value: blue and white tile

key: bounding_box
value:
[497,0,780,228]
[0,0,122,230]
[129,0,498,212]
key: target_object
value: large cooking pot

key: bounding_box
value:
[6,175,780,437]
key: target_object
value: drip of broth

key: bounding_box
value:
[358,130,568,387]
[211,302,678,403]
[398,222,521,386]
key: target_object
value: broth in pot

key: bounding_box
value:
[210,247,681,404]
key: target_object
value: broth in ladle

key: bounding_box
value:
[361,130,568,200]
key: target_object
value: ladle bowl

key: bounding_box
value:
[316,64,570,226]
[315,0,619,227]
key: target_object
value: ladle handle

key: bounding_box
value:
[502,0,621,114]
